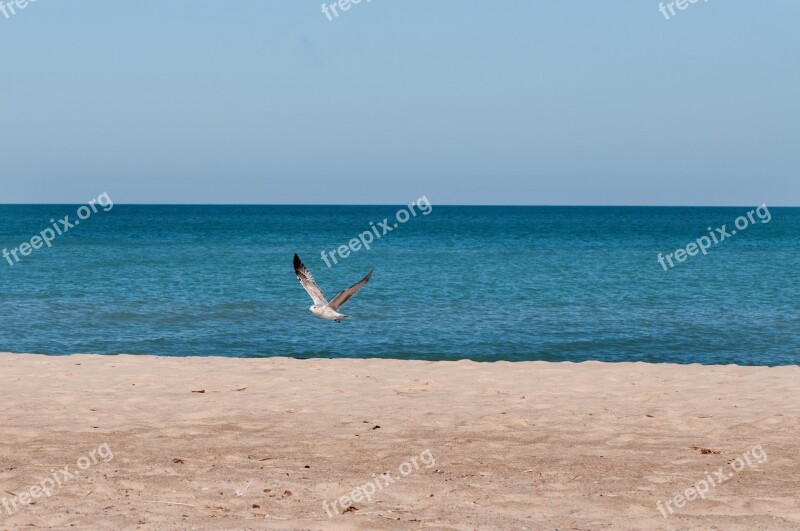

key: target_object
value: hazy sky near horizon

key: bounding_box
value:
[1,1,798,205]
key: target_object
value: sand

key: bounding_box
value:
[0,354,798,530]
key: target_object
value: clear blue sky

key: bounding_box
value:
[1,1,798,205]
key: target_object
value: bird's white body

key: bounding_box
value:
[310,305,348,321]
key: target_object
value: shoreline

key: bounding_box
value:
[1,353,798,529]
[4,351,799,368]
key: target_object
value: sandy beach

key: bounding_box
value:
[0,354,798,530]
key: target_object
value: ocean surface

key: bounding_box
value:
[0,205,798,365]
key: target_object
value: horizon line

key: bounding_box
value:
[0,203,796,208]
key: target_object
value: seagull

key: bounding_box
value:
[293,254,373,323]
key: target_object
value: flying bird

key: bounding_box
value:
[293,254,373,322]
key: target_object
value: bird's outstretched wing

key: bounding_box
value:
[328,269,373,311]
[294,254,327,306]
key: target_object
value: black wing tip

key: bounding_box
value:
[293,253,302,268]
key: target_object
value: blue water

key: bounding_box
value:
[0,205,798,365]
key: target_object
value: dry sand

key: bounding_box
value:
[0,354,798,530]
